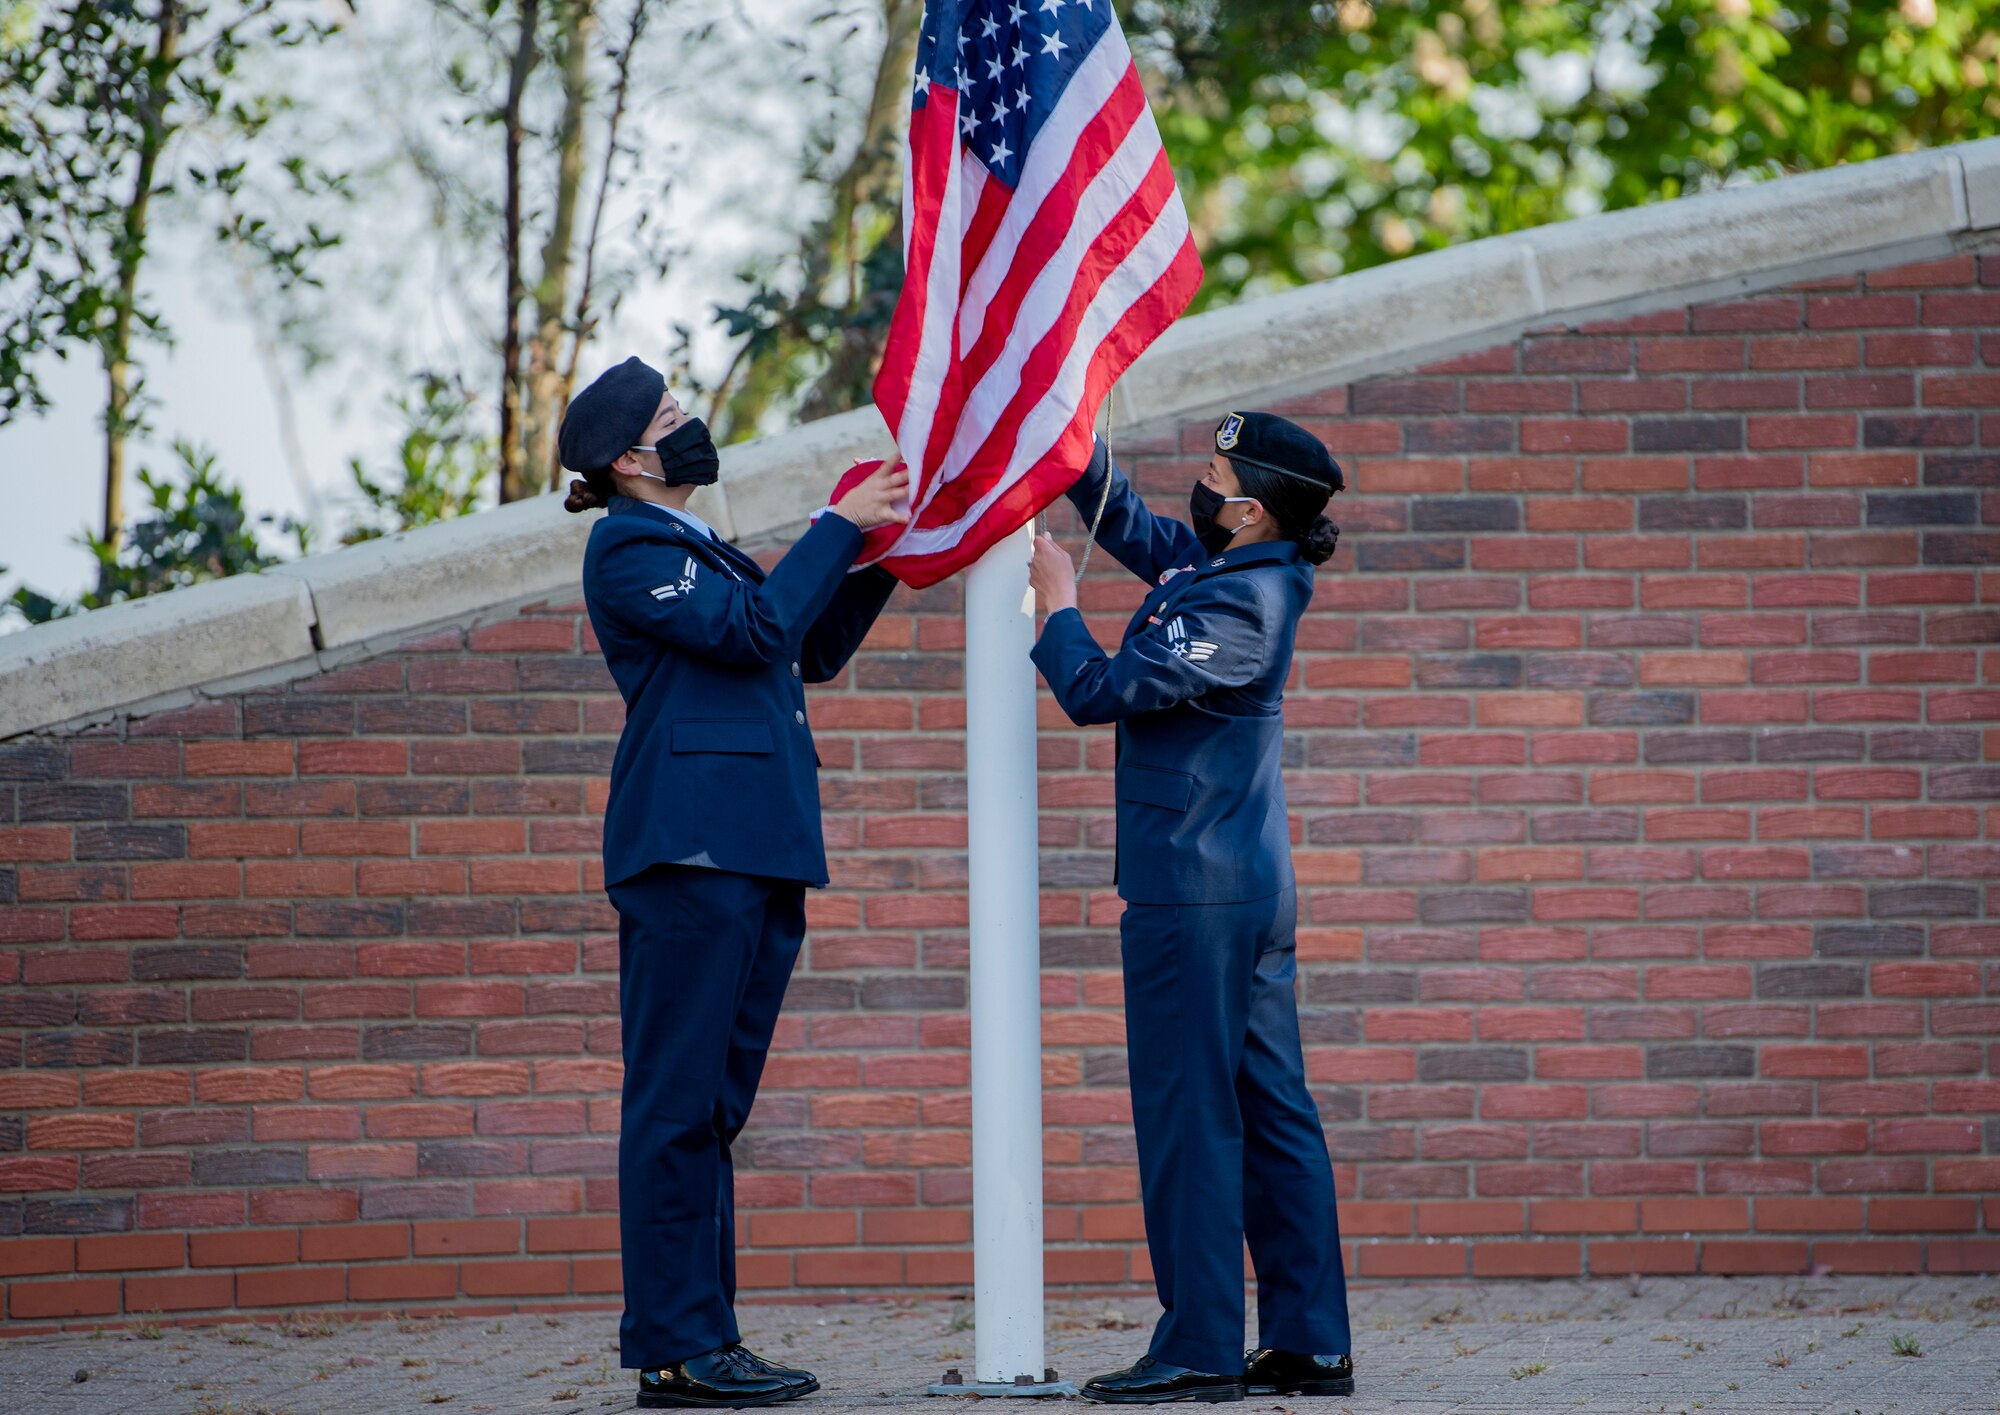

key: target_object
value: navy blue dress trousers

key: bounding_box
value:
[1032,443,1352,1375]
[582,497,895,1368]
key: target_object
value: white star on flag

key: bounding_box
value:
[1039,28,1066,58]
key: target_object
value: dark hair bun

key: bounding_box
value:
[564,477,610,514]
[1300,516,1340,566]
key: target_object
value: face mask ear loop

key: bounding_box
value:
[624,449,669,486]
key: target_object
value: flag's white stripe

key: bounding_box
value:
[959,154,988,240]
[929,107,1171,495]
[891,200,1190,557]
[975,202,1191,521]
[890,151,988,529]
[892,97,969,497]
[955,26,1132,357]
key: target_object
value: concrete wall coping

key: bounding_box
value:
[6,139,1998,739]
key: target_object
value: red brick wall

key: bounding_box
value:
[2,252,1997,1328]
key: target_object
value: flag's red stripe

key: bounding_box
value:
[856,22,1205,587]
[881,231,1202,587]
[954,64,1146,393]
[910,153,1013,518]
[916,146,1177,529]
[890,216,1197,578]
[877,90,969,528]
[872,92,959,430]
[907,71,1154,534]
[1026,231,1203,509]
[959,167,1012,295]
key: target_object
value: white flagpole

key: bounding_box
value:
[937,521,1071,1396]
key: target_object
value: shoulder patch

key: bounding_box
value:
[649,556,699,601]
[1164,616,1218,663]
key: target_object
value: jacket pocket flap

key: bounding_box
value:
[670,719,774,755]
[1119,764,1193,812]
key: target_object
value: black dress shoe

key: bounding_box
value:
[1243,1349,1354,1397]
[638,1344,817,1408]
[731,1345,818,1390]
[1081,1354,1244,1404]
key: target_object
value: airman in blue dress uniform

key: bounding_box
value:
[560,357,909,1409]
[1028,413,1356,1403]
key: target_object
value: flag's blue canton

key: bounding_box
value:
[911,0,1115,189]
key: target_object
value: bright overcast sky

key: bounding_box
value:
[0,0,870,619]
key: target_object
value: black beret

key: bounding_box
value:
[558,356,665,473]
[1214,411,1345,494]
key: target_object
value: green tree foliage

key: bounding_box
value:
[392,0,677,502]
[3,377,492,622]
[701,0,2000,425]
[1132,0,2000,305]
[8,0,1997,619]
[4,441,300,623]
[0,0,344,588]
[342,374,496,544]
[682,0,923,445]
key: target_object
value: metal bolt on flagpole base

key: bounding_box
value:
[927,1368,1080,1398]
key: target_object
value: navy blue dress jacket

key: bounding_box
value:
[583,496,896,888]
[1031,444,1311,906]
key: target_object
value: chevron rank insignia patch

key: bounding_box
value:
[649,557,699,601]
[1164,616,1218,663]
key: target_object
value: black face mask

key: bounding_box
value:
[634,417,720,487]
[1189,482,1255,558]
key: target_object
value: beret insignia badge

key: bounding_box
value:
[1216,412,1244,451]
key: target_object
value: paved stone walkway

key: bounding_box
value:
[1,1277,1995,1415]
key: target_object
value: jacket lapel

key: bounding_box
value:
[707,534,768,584]
[611,496,766,584]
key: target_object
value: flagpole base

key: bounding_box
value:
[927,1369,1080,1398]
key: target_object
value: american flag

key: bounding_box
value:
[830,0,1202,588]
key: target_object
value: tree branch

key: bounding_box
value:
[497,0,543,501]
[556,0,649,441]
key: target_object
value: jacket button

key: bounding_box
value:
[791,662,801,677]
[794,710,805,725]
